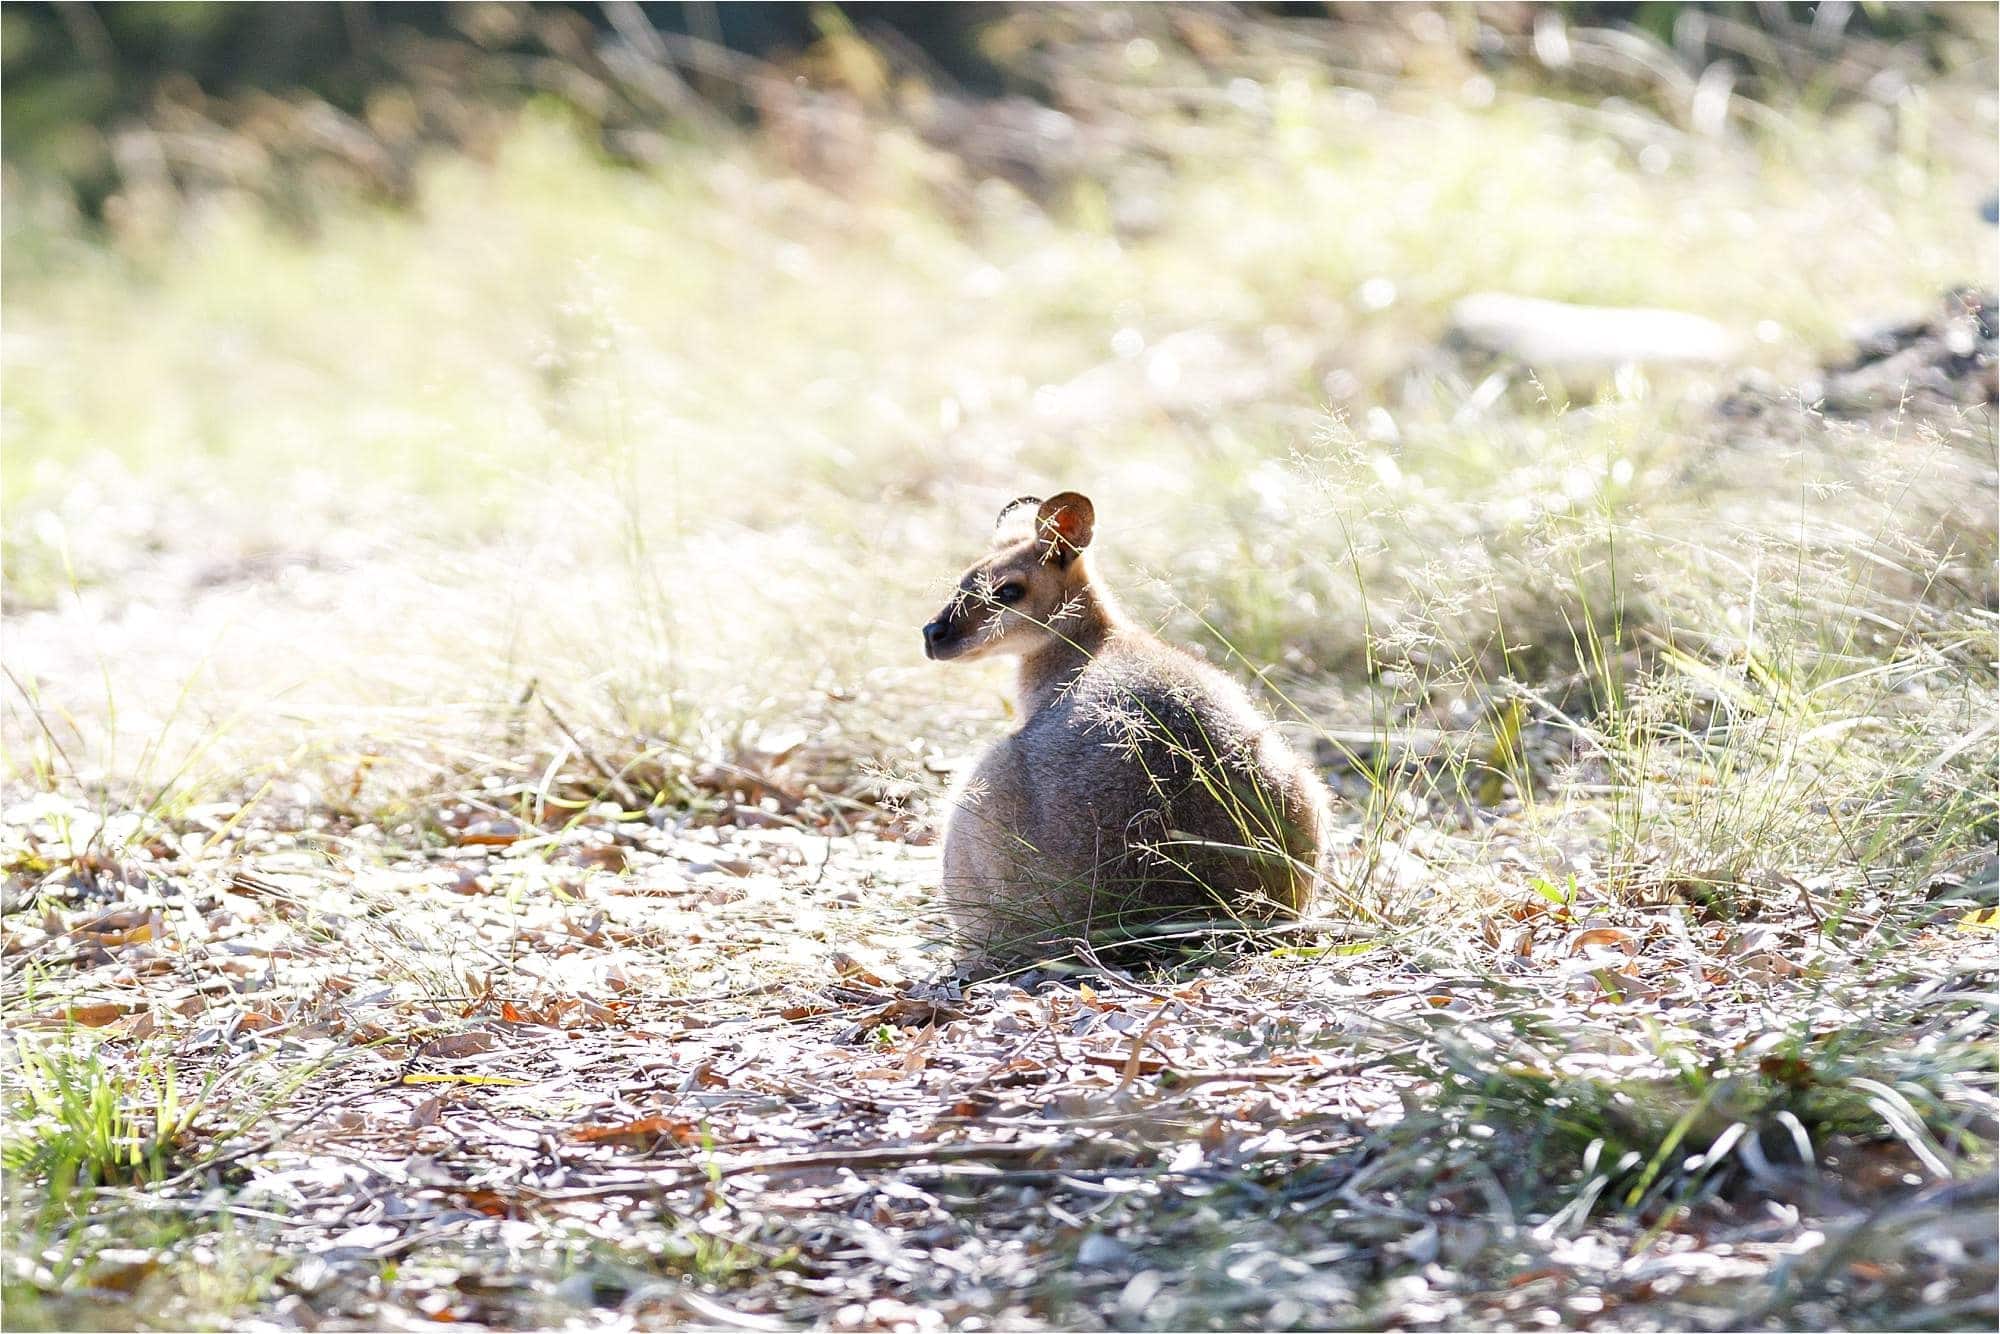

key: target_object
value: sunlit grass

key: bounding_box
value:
[4,1037,198,1194]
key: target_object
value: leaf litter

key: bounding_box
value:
[3,777,1994,1331]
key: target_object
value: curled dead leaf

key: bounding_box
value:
[35,1001,132,1028]
[454,1189,517,1217]
[87,922,158,948]
[577,999,624,1026]
[73,907,153,935]
[570,1115,699,1148]
[1568,927,1640,955]
[459,819,524,847]
[829,952,891,990]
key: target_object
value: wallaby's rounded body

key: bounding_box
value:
[923,493,1328,957]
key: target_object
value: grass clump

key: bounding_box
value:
[4,1038,200,1198]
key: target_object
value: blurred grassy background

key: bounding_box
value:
[2,1,1994,882]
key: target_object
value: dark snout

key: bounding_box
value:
[922,616,955,660]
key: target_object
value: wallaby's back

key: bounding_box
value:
[1013,628,1322,922]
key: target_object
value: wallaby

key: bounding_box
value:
[922,492,1329,958]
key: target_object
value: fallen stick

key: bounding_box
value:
[525,1137,1078,1201]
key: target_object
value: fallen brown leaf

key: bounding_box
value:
[571,1115,700,1148]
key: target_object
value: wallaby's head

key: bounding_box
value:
[923,492,1096,663]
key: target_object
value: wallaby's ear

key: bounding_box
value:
[1035,492,1095,562]
[994,495,1043,537]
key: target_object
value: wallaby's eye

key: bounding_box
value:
[996,583,1026,605]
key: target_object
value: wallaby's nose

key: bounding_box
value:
[922,619,950,656]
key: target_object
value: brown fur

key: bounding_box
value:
[922,493,1329,958]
